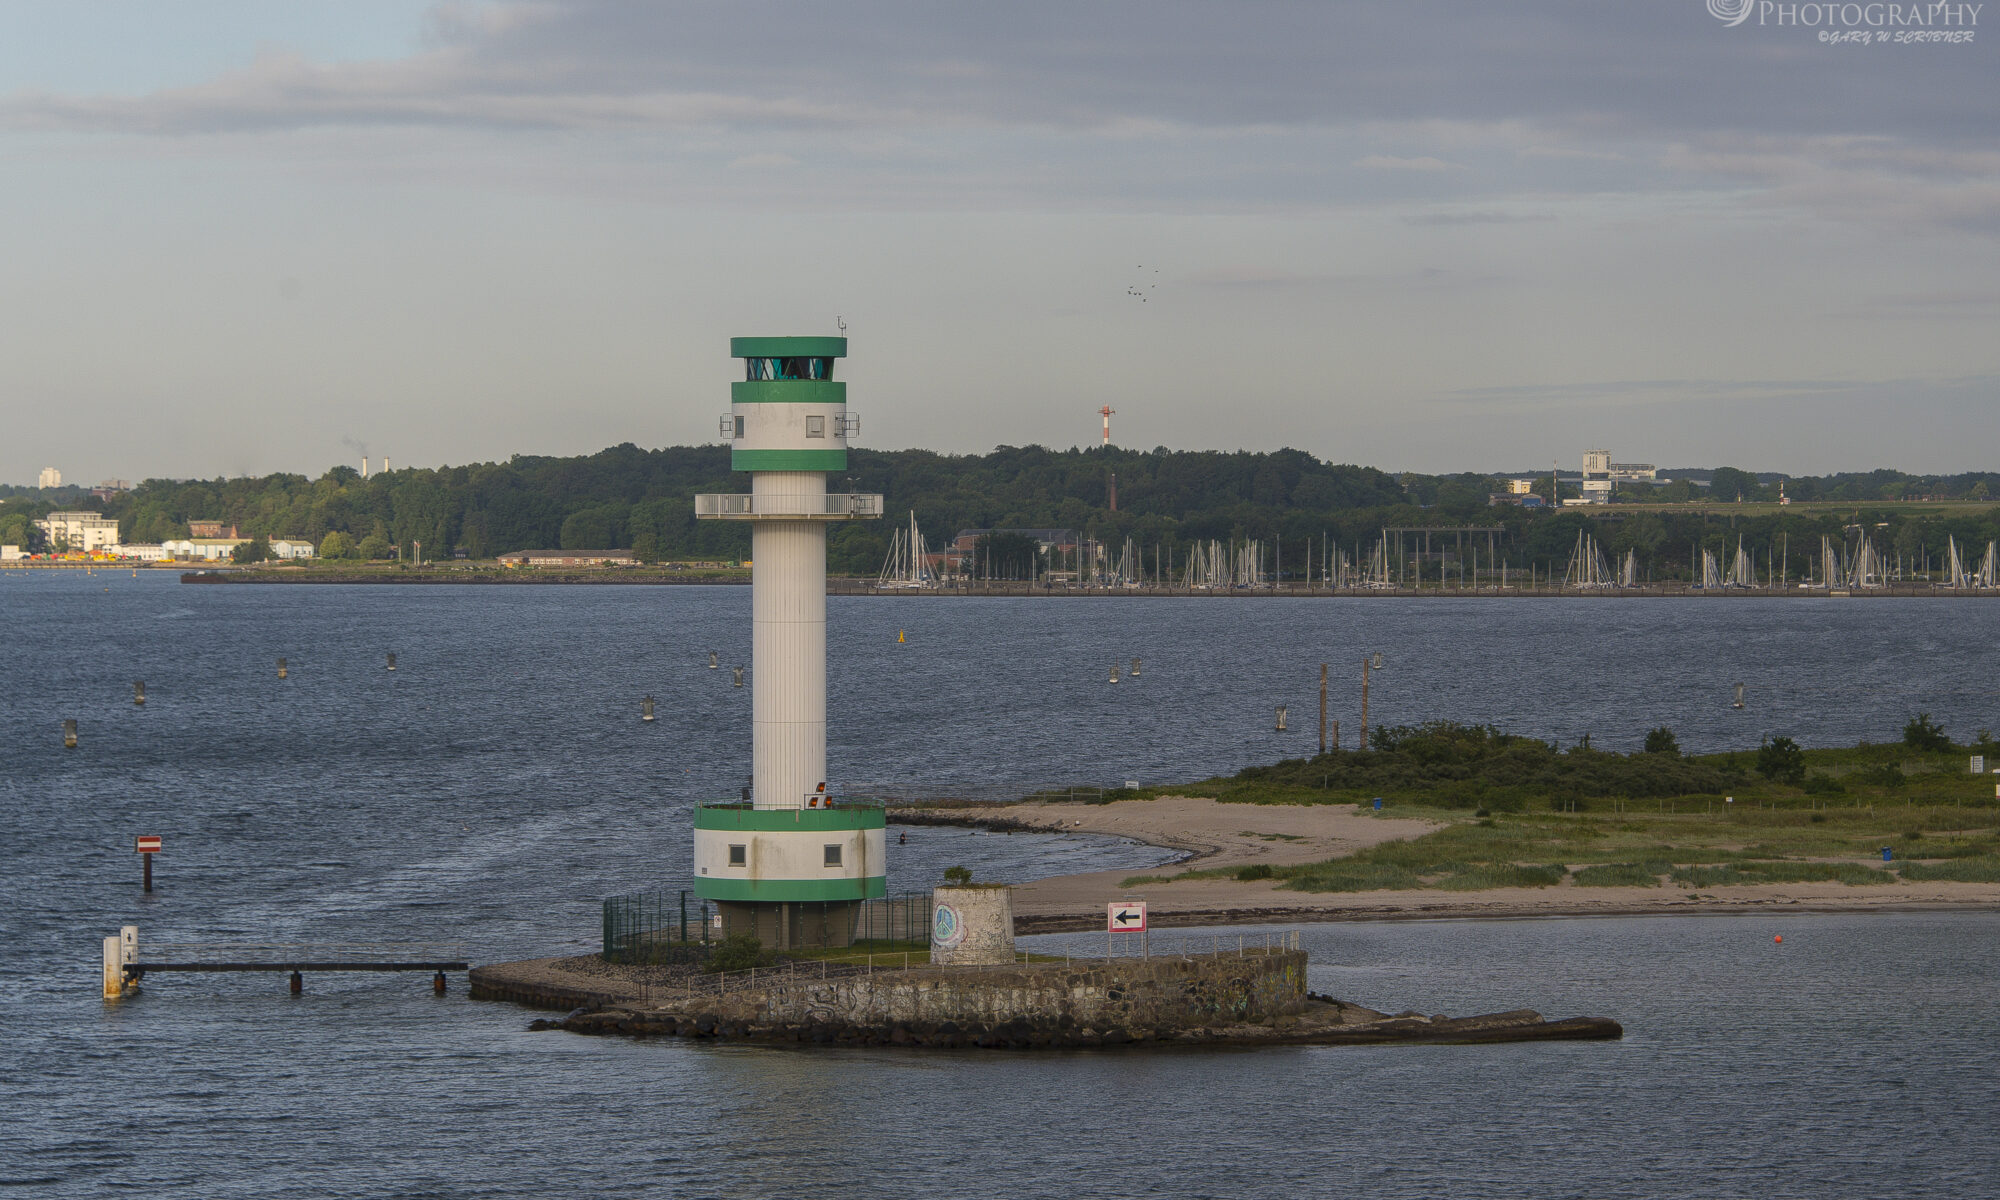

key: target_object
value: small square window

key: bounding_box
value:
[733,416,746,439]
[805,415,826,438]
[823,844,842,867]
[728,844,747,867]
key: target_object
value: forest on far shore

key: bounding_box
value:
[4,443,1998,579]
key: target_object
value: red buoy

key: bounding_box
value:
[1773,935,1782,943]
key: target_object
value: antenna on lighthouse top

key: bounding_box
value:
[836,315,847,337]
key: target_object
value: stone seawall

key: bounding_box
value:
[473,949,1621,1049]
[758,949,1305,1028]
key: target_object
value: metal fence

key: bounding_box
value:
[602,889,934,962]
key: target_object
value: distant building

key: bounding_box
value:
[1579,449,1655,503]
[35,510,120,552]
[944,527,1077,573]
[1,545,23,561]
[89,480,130,501]
[38,467,61,489]
[188,520,240,539]
[268,539,315,560]
[496,549,637,567]
[164,538,249,561]
[112,543,169,562]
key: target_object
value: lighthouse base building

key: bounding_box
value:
[692,336,886,949]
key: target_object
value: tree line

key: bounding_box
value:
[3,443,1998,579]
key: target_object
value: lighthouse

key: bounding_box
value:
[692,337,886,949]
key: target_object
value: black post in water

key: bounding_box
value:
[432,971,447,995]
[143,854,152,893]
[290,971,303,995]
[386,653,397,672]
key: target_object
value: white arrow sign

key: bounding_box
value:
[1107,901,1148,932]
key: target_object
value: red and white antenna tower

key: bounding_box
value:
[1098,405,1115,446]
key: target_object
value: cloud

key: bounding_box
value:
[2,2,1994,230]
[1402,209,1555,225]
[7,2,1993,142]
[1354,154,1462,172]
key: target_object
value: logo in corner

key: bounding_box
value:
[1707,0,1754,25]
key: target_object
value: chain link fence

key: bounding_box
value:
[602,888,933,963]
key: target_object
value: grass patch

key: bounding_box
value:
[1571,862,1667,888]
[1278,861,1425,892]
[1898,855,2000,883]
[1430,863,1567,890]
[1670,860,1894,887]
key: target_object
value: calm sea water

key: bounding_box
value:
[3,572,1996,1198]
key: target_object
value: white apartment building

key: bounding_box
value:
[38,466,62,488]
[35,510,120,552]
[269,539,316,560]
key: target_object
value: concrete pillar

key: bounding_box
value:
[930,885,1016,966]
[751,470,826,811]
[102,936,123,999]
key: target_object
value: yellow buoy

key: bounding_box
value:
[897,630,906,643]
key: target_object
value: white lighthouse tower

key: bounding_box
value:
[692,336,886,949]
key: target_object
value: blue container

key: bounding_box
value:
[1373,798,1384,811]
[1881,847,1894,862]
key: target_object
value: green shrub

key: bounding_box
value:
[942,866,972,885]
[1904,713,1952,753]
[1854,763,1906,789]
[1235,863,1274,881]
[705,933,770,973]
[1803,774,1845,795]
[1757,737,1806,784]
[1644,727,1681,756]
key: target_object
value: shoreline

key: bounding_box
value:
[150,568,2000,598]
[890,799,2000,932]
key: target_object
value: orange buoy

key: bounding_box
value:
[1773,935,1782,943]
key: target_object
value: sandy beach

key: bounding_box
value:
[899,797,2000,932]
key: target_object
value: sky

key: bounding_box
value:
[3,0,1996,486]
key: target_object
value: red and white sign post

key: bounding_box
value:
[1107,899,1149,959]
[135,835,161,892]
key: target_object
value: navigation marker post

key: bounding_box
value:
[136,834,161,892]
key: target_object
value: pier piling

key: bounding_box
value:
[63,718,77,749]
[134,681,145,706]
[1318,663,1327,753]
[386,653,397,672]
[641,695,656,722]
[732,667,744,687]
[1276,705,1288,732]
[277,657,288,679]
[1131,658,1142,678]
